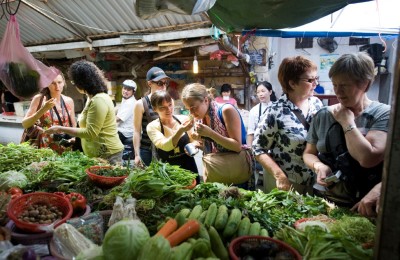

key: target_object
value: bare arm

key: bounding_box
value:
[256,153,291,190]
[330,104,387,167]
[22,95,55,129]
[246,134,254,147]
[133,100,144,164]
[303,143,333,186]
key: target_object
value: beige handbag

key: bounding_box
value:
[202,148,252,185]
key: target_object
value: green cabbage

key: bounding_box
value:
[102,219,150,260]
[0,171,28,190]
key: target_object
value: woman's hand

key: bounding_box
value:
[315,163,334,186]
[328,103,355,126]
[351,182,381,217]
[45,125,62,134]
[43,98,57,111]
[180,118,194,132]
[195,122,213,138]
[275,173,291,191]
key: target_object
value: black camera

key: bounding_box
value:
[53,133,72,141]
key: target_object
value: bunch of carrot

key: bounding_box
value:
[156,218,200,247]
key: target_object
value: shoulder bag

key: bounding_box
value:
[20,95,44,147]
[202,104,253,185]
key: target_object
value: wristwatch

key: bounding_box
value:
[344,124,356,134]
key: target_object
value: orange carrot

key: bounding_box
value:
[166,219,200,247]
[156,218,178,238]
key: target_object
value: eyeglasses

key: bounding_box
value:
[299,76,319,84]
[153,80,169,87]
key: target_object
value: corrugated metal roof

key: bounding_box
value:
[0,0,211,47]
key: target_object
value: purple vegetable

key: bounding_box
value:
[22,248,37,260]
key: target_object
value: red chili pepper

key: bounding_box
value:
[54,192,66,197]
[8,187,23,196]
[65,192,87,213]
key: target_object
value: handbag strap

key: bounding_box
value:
[36,95,45,124]
[51,96,72,127]
[217,103,247,145]
[292,109,310,131]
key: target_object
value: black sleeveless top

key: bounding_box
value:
[156,116,199,175]
[140,96,159,150]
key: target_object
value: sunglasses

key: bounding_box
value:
[153,80,169,87]
[299,76,319,84]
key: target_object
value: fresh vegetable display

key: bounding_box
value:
[18,203,63,224]
[0,171,28,191]
[65,192,87,215]
[102,219,150,260]
[0,143,378,259]
[8,187,23,200]
[0,143,55,172]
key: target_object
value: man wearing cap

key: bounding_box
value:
[133,67,170,166]
[116,80,137,144]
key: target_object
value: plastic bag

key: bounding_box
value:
[0,15,59,99]
[108,196,140,227]
[67,212,104,245]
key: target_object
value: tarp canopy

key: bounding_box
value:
[243,0,400,37]
[207,0,371,32]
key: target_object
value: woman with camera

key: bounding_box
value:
[303,52,390,207]
[45,61,123,164]
[146,91,200,184]
[22,72,76,154]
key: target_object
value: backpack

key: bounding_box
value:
[317,122,382,206]
[217,104,247,145]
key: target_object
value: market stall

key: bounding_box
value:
[0,143,377,259]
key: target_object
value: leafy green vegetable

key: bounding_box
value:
[0,143,55,173]
[102,219,150,260]
[330,216,376,245]
[7,62,40,98]
[0,170,28,190]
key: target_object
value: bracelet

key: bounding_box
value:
[344,124,356,134]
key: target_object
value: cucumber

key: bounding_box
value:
[222,208,242,238]
[260,228,269,237]
[248,222,261,236]
[214,205,229,230]
[198,224,210,241]
[237,217,251,237]
[175,208,191,227]
[208,226,229,260]
[198,210,208,223]
[204,203,218,228]
[188,205,203,220]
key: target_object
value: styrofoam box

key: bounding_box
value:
[14,101,31,117]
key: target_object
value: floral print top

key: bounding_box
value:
[252,94,323,185]
[39,96,73,154]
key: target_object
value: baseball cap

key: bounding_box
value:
[146,67,169,81]
[122,80,137,91]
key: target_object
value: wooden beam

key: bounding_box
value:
[158,41,184,47]
[27,42,92,52]
[159,38,217,52]
[153,50,182,61]
[121,28,217,43]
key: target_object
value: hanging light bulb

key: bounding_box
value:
[193,52,198,74]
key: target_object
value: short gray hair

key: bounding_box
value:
[329,52,375,91]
